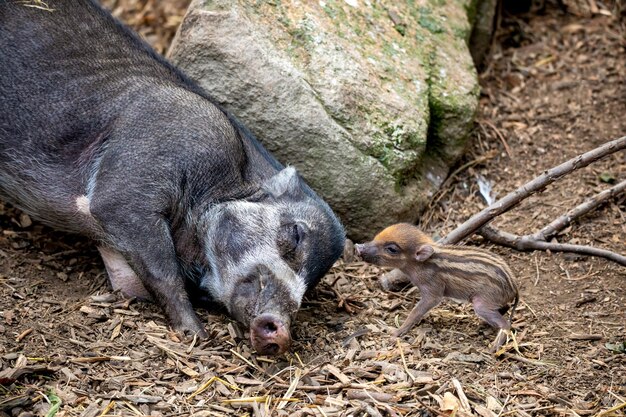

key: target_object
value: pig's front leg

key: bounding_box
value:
[91,198,207,338]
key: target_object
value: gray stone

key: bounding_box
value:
[168,0,486,240]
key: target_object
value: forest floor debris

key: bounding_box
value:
[1,1,624,416]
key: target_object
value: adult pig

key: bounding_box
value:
[0,0,345,355]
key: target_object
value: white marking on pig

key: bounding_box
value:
[85,145,104,201]
[75,195,91,215]
[200,200,308,313]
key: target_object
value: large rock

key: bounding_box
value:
[168,0,487,240]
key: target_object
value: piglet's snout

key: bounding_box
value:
[250,314,291,356]
[354,243,376,262]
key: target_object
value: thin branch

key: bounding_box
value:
[532,179,626,241]
[478,225,626,267]
[441,136,626,245]
[481,120,513,158]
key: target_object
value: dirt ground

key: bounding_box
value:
[1,1,625,416]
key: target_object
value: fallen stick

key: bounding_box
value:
[380,177,626,290]
[272,381,390,392]
[69,356,131,363]
[441,136,626,245]
[478,225,626,266]
[346,389,399,403]
[567,333,603,341]
[532,179,626,241]
[451,378,472,413]
[596,401,626,417]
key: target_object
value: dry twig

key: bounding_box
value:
[532,179,626,241]
[443,136,626,245]
[479,225,626,266]
[441,136,626,265]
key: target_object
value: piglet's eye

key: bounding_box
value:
[385,244,400,255]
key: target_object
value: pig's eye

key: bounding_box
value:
[241,273,257,286]
[291,224,303,247]
[279,223,303,256]
[385,244,400,255]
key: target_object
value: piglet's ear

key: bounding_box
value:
[262,166,303,199]
[415,245,434,262]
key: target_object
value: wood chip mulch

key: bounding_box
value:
[1,1,625,416]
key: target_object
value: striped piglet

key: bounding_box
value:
[356,223,519,351]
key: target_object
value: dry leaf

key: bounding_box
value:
[474,404,497,417]
[486,396,502,412]
[440,392,460,412]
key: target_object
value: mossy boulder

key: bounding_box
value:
[168,0,491,240]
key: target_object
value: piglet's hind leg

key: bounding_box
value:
[472,298,511,330]
[473,298,511,352]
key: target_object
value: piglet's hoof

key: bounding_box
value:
[490,329,510,353]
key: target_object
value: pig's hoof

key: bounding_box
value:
[172,319,208,340]
[177,328,209,341]
[250,314,291,356]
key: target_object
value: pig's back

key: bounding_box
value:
[0,0,275,232]
[0,0,186,155]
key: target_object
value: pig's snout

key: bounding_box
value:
[250,314,290,356]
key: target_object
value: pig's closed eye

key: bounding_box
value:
[279,223,304,257]
[240,272,259,287]
[291,224,303,247]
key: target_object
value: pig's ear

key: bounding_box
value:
[262,166,303,199]
[414,245,434,262]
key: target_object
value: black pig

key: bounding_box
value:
[0,0,345,355]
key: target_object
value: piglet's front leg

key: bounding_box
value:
[393,293,442,338]
[379,269,411,292]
